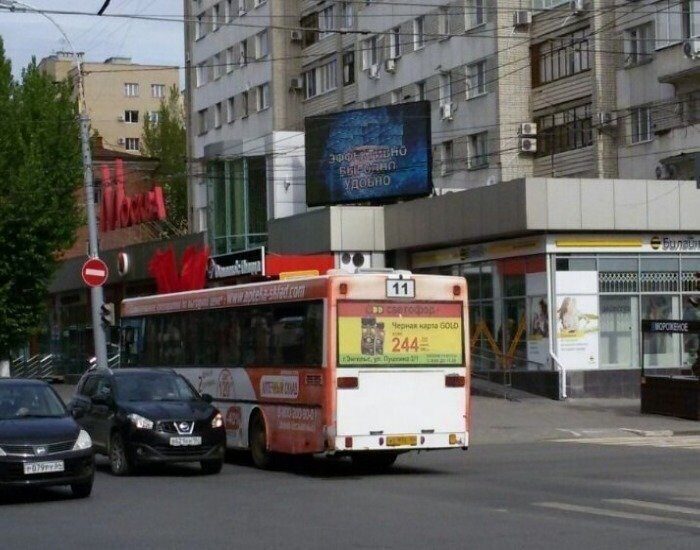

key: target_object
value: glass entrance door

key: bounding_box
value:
[600,296,639,369]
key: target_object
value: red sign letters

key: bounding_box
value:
[100,159,167,232]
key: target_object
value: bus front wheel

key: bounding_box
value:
[351,451,398,471]
[249,412,276,470]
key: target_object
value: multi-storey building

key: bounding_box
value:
[38,53,179,156]
[185,0,700,255]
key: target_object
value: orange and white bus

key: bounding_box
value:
[120,271,470,469]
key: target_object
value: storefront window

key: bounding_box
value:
[642,295,680,368]
[462,265,481,301]
[599,295,638,368]
[682,295,700,369]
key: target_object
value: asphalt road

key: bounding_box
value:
[1,435,699,549]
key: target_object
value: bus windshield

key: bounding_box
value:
[337,301,464,367]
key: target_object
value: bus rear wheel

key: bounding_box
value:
[351,452,398,471]
[249,412,276,470]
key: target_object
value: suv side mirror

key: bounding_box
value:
[201,393,213,404]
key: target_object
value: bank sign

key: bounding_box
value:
[304,102,432,206]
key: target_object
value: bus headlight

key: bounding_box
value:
[211,413,223,429]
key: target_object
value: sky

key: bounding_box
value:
[0,0,184,78]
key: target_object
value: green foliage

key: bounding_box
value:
[0,39,82,357]
[142,85,188,232]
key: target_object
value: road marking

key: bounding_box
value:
[605,499,700,516]
[535,502,700,529]
[555,435,700,450]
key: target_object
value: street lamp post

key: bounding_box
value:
[0,0,109,369]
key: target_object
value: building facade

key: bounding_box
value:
[38,53,179,156]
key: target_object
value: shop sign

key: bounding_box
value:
[650,235,700,252]
[207,247,265,279]
[641,319,700,333]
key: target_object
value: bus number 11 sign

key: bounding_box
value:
[82,257,109,288]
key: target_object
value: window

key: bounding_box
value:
[416,80,426,101]
[301,12,319,48]
[124,110,139,123]
[468,133,488,169]
[196,12,205,40]
[465,0,485,30]
[625,23,653,66]
[413,17,425,49]
[343,50,355,85]
[655,1,684,49]
[439,6,449,36]
[125,138,140,151]
[225,0,232,23]
[254,0,266,7]
[148,111,160,123]
[238,0,245,15]
[390,27,401,59]
[255,30,269,59]
[151,84,165,98]
[196,63,207,87]
[341,1,354,29]
[363,36,379,69]
[319,5,335,38]
[227,97,235,123]
[536,103,593,156]
[391,90,400,104]
[214,102,222,128]
[212,3,219,31]
[439,72,452,106]
[124,82,139,97]
[304,60,338,99]
[226,47,235,72]
[240,40,248,66]
[440,140,453,175]
[213,53,222,79]
[198,108,208,134]
[467,60,486,98]
[242,91,249,117]
[256,83,270,111]
[532,28,590,86]
[630,106,652,144]
[532,0,570,9]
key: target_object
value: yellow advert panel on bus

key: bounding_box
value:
[337,301,463,366]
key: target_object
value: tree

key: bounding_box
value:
[142,85,188,232]
[0,38,82,362]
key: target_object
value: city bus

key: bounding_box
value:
[120,271,470,469]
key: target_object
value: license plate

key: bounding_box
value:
[386,435,417,447]
[386,279,415,298]
[23,461,65,475]
[169,436,202,447]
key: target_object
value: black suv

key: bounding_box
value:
[69,369,225,476]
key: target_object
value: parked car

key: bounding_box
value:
[0,379,94,497]
[68,368,226,476]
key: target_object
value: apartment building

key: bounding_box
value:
[184,0,306,254]
[38,53,179,156]
[186,0,700,254]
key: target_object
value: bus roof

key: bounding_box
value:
[121,271,465,317]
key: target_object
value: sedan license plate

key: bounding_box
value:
[23,461,65,475]
[386,435,417,447]
[169,436,202,447]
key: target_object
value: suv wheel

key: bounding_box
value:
[109,432,133,476]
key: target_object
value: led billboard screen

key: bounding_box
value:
[305,101,432,206]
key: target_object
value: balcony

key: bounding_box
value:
[656,42,700,85]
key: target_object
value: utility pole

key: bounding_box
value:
[1,0,109,368]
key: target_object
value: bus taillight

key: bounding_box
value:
[337,376,359,389]
[445,375,466,387]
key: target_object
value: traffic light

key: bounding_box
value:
[101,302,115,326]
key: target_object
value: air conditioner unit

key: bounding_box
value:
[519,137,537,154]
[597,111,616,127]
[337,252,371,274]
[683,38,700,59]
[368,64,380,79]
[570,0,585,14]
[440,103,454,120]
[290,29,303,43]
[117,115,125,122]
[512,10,532,28]
[385,58,396,73]
[518,122,537,137]
[289,77,303,91]
[655,163,678,180]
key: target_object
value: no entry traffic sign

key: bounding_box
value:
[82,257,109,287]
